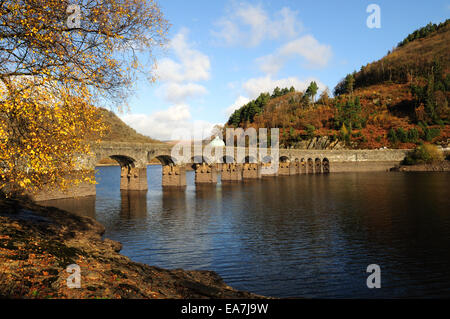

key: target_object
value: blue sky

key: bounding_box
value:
[120,0,450,141]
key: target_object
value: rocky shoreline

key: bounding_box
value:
[390,161,450,172]
[0,199,263,299]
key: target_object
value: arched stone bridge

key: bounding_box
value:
[84,141,408,191]
[33,141,408,201]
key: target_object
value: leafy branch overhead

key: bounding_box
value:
[0,0,169,197]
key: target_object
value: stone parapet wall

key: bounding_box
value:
[330,161,401,173]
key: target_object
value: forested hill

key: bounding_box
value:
[93,108,161,144]
[226,20,449,149]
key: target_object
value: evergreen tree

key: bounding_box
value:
[305,81,319,104]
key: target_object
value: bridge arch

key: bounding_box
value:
[280,156,290,163]
[150,155,176,166]
[106,155,136,168]
[95,153,148,191]
[315,158,322,174]
[244,155,258,163]
[190,155,215,169]
[222,155,235,164]
[262,155,274,163]
[322,158,330,173]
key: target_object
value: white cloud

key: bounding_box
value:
[225,95,251,116]
[156,28,210,104]
[121,105,216,141]
[157,28,211,83]
[243,75,326,99]
[212,3,302,47]
[163,82,208,104]
[257,35,332,74]
[123,28,214,141]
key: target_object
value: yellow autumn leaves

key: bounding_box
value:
[0,0,169,197]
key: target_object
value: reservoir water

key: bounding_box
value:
[42,166,450,298]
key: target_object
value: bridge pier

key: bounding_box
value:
[323,159,330,173]
[195,163,218,184]
[120,166,148,191]
[261,162,278,177]
[221,163,243,181]
[300,160,306,174]
[307,159,314,174]
[279,162,297,175]
[242,163,261,179]
[162,164,186,187]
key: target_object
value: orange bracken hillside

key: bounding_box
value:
[93,108,161,144]
[227,20,450,149]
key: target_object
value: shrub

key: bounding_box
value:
[396,128,408,143]
[407,128,419,143]
[306,124,315,139]
[402,144,444,165]
[388,128,398,144]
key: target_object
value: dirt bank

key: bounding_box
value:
[0,199,262,299]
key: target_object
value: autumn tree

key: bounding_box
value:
[0,0,169,197]
[317,88,330,105]
[345,74,355,96]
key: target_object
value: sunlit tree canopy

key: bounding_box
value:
[0,0,169,196]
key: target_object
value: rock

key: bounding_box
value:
[103,238,122,252]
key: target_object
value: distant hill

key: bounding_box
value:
[335,19,450,95]
[226,19,450,149]
[95,108,161,144]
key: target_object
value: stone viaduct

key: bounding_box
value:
[33,141,410,201]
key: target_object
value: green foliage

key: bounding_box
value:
[388,128,398,144]
[227,87,295,127]
[398,20,449,47]
[339,123,350,144]
[345,74,355,96]
[388,127,420,144]
[423,127,441,142]
[402,144,444,165]
[334,96,366,130]
[333,73,355,96]
[396,127,407,143]
[305,124,315,139]
[227,92,270,126]
[411,59,449,125]
[305,81,319,102]
[271,86,291,98]
[407,128,419,143]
